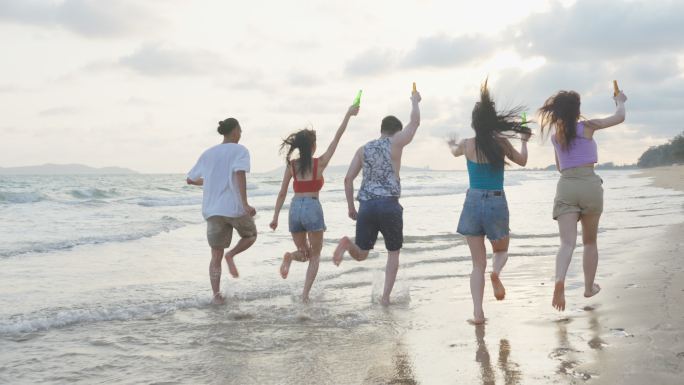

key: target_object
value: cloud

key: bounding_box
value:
[118,43,228,77]
[402,34,494,68]
[0,0,160,37]
[511,0,684,61]
[0,84,23,93]
[343,35,495,76]
[39,106,80,117]
[616,56,681,85]
[288,70,324,87]
[344,48,397,76]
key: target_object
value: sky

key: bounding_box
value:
[1,0,683,173]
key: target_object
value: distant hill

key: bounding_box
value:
[0,163,139,175]
[638,132,684,168]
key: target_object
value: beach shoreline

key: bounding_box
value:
[592,165,684,383]
[2,168,682,384]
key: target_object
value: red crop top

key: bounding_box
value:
[292,158,324,193]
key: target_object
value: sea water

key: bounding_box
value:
[0,169,682,384]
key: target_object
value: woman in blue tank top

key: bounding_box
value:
[448,81,531,325]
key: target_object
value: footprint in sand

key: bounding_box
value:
[610,328,634,337]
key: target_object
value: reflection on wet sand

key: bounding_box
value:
[552,318,581,378]
[474,325,521,385]
[551,311,602,381]
[199,306,420,385]
[586,307,607,350]
[364,343,418,385]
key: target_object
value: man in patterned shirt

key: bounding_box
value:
[333,89,421,306]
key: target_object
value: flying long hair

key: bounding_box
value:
[280,129,316,175]
[471,80,532,169]
[537,91,581,151]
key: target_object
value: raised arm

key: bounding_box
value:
[269,166,292,230]
[584,91,627,131]
[502,133,529,167]
[392,91,422,147]
[344,147,364,220]
[318,105,360,169]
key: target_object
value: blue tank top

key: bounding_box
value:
[467,159,504,190]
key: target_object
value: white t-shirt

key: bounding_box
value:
[187,143,250,219]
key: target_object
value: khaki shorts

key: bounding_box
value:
[553,167,603,220]
[206,215,257,249]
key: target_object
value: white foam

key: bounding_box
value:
[0,296,211,335]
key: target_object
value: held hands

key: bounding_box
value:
[347,104,360,117]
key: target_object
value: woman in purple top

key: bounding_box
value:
[538,89,627,311]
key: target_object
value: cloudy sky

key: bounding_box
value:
[1,0,682,173]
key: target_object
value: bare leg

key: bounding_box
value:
[333,236,369,265]
[490,237,509,301]
[280,232,309,279]
[380,250,400,306]
[467,236,487,324]
[553,213,579,311]
[581,213,602,298]
[302,231,324,302]
[210,247,225,304]
[224,235,257,278]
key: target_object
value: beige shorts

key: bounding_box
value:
[206,215,257,249]
[553,167,603,220]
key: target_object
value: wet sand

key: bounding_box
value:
[385,167,684,384]
[632,164,684,191]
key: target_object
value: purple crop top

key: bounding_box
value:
[551,122,598,171]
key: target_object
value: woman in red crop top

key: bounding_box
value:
[270,104,359,302]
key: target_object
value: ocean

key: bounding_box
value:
[1,169,682,384]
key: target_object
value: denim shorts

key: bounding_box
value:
[355,197,403,251]
[288,197,326,233]
[457,189,509,240]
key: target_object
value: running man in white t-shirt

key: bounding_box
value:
[187,118,257,305]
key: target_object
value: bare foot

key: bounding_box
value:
[468,310,485,324]
[490,272,506,300]
[552,281,565,311]
[211,293,225,305]
[584,283,601,298]
[302,295,310,304]
[280,252,292,279]
[380,296,390,306]
[333,237,350,266]
[224,252,239,278]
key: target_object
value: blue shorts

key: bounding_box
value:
[457,189,509,240]
[355,197,403,251]
[288,197,326,233]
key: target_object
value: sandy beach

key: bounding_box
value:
[2,168,683,384]
[364,166,684,384]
